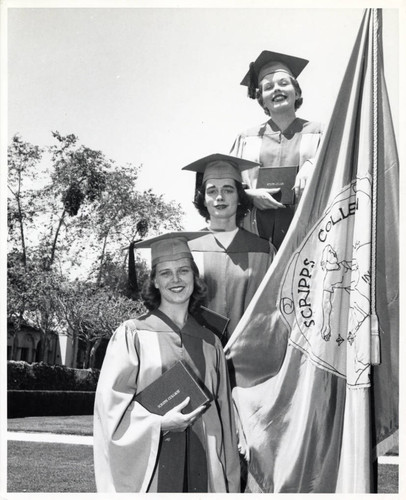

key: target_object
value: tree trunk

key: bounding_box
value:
[71,334,78,368]
[8,180,27,267]
[38,332,48,362]
[83,342,92,369]
[49,208,67,268]
[89,338,102,369]
[96,232,109,286]
[17,200,27,268]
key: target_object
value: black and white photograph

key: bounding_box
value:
[1,0,401,496]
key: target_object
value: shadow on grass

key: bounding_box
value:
[8,415,94,435]
[8,441,96,493]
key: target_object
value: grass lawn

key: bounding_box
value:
[377,465,398,494]
[7,439,398,493]
[7,415,399,493]
[8,441,96,493]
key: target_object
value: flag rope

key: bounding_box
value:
[370,8,380,364]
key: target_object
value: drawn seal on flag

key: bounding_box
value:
[279,176,372,386]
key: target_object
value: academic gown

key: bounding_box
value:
[93,310,240,493]
[230,118,323,248]
[188,229,272,341]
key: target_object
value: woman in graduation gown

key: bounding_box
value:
[93,233,240,493]
[230,51,324,249]
[182,154,273,344]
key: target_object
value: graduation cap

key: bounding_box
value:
[182,153,258,184]
[133,231,207,266]
[241,50,309,98]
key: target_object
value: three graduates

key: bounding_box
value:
[94,50,323,493]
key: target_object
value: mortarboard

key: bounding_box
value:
[240,50,309,98]
[133,231,207,266]
[182,153,258,184]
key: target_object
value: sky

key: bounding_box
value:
[3,1,401,231]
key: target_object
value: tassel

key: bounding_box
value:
[370,313,381,365]
[195,172,204,192]
[248,62,258,99]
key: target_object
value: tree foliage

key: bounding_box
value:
[8,135,44,267]
[8,132,184,276]
[7,132,184,367]
[7,253,65,361]
[57,281,145,368]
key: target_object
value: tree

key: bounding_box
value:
[8,132,184,280]
[7,252,29,332]
[7,131,184,367]
[7,254,145,366]
[57,281,144,368]
[44,131,111,269]
[7,254,65,361]
[66,161,184,285]
[7,135,43,267]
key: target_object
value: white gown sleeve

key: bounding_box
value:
[93,322,162,492]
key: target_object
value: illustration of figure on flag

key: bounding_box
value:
[320,244,354,344]
[320,240,370,348]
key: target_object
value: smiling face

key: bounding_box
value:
[154,257,194,308]
[260,71,299,115]
[204,178,239,223]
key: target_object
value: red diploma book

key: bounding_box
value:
[134,360,211,415]
[256,166,299,205]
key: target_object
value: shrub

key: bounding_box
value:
[7,361,100,391]
[8,390,96,418]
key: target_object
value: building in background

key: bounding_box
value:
[7,321,106,369]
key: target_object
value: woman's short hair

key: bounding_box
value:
[141,259,207,315]
[256,76,303,114]
[193,179,252,225]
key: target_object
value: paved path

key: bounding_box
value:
[7,431,93,446]
[7,431,398,465]
[377,455,399,465]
